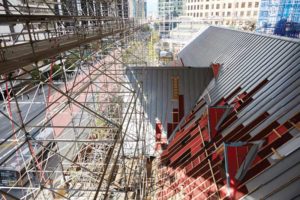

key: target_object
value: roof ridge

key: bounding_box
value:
[208,25,300,44]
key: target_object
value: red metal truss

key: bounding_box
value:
[157,75,300,200]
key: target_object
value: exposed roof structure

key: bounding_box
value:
[1,1,300,197]
[157,26,300,199]
[126,67,213,152]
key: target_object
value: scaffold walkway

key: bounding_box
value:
[0,0,151,199]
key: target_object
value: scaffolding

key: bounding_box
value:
[0,0,152,199]
[257,0,300,38]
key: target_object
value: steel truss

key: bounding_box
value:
[0,2,151,198]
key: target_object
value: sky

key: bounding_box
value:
[147,0,158,17]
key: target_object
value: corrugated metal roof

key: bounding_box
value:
[179,26,300,68]
[126,67,213,153]
[246,148,300,200]
[179,26,300,140]
[158,26,300,199]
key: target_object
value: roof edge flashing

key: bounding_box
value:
[209,25,300,44]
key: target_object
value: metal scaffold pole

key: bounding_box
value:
[0,0,152,198]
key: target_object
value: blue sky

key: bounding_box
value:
[147,0,158,16]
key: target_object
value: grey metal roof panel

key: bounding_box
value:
[221,51,300,137]
[179,26,300,139]
[158,26,300,199]
[222,63,300,137]
[179,27,300,102]
[243,148,300,200]
[179,27,244,67]
[210,40,296,102]
[265,180,300,200]
[126,67,213,139]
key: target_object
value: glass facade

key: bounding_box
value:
[158,0,184,38]
[158,0,183,18]
[257,0,300,38]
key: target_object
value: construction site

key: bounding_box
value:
[0,0,300,200]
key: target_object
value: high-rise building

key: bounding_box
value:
[158,0,184,37]
[117,0,129,18]
[144,1,147,18]
[137,0,146,19]
[185,0,260,29]
[0,0,130,45]
[257,0,300,38]
[158,0,184,18]
[128,0,146,19]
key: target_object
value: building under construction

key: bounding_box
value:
[0,0,300,200]
[257,0,300,38]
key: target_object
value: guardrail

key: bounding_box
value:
[0,16,145,74]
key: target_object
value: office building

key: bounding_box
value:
[185,0,260,29]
